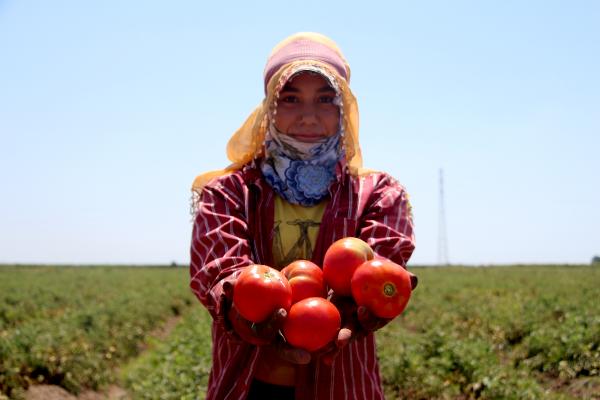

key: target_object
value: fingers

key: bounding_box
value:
[357,306,391,332]
[409,272,418,290]
[319,325,355,366]
[220,280,235,321]
[329,295,358,322]
[336,327,352,348]
[260,308,287,335]
[252,308,287,343]
[220,293,233,332]
[220,280,236,330]
[222,280,234,300]
[227,306,270,345]
[271,308,288,328]
[319,341,340,366]
[356,306,372,328]
[262,308,287,333]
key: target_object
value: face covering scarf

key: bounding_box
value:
[260,124,344,206]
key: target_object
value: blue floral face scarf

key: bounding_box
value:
[260,124,344,206]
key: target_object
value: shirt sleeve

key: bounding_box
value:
[358,174,416,267]
[190,176,255,322]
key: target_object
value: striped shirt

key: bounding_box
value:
[190,161,415,400]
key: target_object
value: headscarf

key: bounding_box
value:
[191,32,370,206]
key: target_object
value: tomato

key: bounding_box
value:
[350,259,412,319]
[282,297,341,352]
[233,264,292,323]
[323,237,374,296]
[281,260,326,303]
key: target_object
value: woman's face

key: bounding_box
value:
[274,72,340,142]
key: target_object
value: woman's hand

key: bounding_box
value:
[220,280,287,346]
[319,271,419,365]
[219,278,333,367]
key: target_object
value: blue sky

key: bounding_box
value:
[1,0,598,265]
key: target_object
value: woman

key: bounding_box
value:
[190,32,416,400]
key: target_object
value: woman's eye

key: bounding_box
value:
[318,96,335,104]
[281,95,299,103]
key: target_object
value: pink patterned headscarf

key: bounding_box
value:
[263,33,350,93]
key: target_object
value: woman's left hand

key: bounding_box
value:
[319,271,418,365]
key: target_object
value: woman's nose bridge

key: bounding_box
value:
[297,102,319,123]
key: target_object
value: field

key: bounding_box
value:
[1,265,599,399]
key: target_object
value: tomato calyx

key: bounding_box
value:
[263,271,276,280]
[383,282,396,297]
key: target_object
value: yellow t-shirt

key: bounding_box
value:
[272,195,328,269]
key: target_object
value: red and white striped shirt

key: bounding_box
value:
[190,161,415,400]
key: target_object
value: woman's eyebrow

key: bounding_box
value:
[279,85,334,93]
[318,86,335,92]
[280,84,299,92]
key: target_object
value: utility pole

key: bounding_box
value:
[437,168,449,266]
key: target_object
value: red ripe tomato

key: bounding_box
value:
[323,237,374,296]
[233,264,292,323]
[282,297,341,352]
[281,260,326,303]
[351,259,412,319]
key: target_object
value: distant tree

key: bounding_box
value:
[170,261,178,268]
[592,256,600,265]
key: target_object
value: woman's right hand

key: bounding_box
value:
[221,280,311,364]
[221,280,287,346]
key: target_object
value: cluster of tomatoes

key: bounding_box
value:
[232,237,413,352]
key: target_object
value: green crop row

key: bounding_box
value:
[121,307,213,400]
[379,266,600,399]
[0,266,194,399]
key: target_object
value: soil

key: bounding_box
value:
[24,385,128,400]
[538,374,600,400]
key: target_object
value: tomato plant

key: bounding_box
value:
[282,297,341,352]
[281,260,326,303]
[233,264,292,323]
[351,259,412,319]
[323,237,374,296]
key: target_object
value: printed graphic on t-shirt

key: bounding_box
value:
[272,219,321,268]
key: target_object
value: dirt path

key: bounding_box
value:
[25,385,128,400]
[24,314,184,400]
[536,375,600,400]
